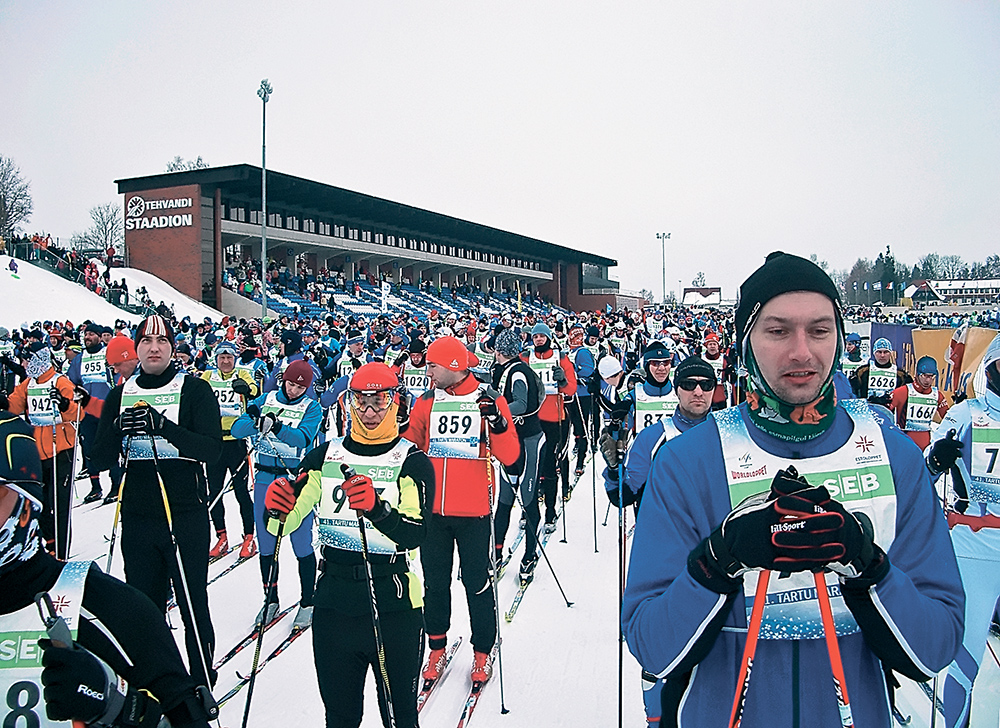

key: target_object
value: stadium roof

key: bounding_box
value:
[116,164,616,268]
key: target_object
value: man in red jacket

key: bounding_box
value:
[404,336,520,683]
[521,323,577,530]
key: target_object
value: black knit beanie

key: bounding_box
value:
[735,251,842,350]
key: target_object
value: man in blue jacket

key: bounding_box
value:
[622,252,964,727]
[924,331,1000,728]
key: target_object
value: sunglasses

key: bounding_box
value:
[351,390,394,412]
[676,378,716,392]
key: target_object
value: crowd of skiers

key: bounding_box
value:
[1,254,999,728]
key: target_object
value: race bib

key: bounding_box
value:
[428,394,482,459]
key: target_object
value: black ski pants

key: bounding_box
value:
[207,438,253,536]
[313,606,423,728]
[420,513,497,654]
[78,413,123,492]
[569,395,592,471]
[539,418,570,522]
[120,507,216,688]
[39,450,72,560]
[495,430,545,562]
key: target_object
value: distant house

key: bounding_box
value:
[681,287,722,307]
[905,279,1000,305]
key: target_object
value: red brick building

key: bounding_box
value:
[115,165,619,312]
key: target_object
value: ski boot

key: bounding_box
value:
[239,533,258,558]
[423,639,449,681]
[471,651,493,683]
[519,554,538,586]
[82,488,103,504]
[292,604,313,630]
[209,530,229,559]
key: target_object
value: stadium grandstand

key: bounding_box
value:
[115,165,634,321]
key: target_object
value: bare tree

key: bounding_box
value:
[938,254,965,279]
[0,155,33,240]
[809,253,829,272]
[165,156,209,172]
[71,202,124,252]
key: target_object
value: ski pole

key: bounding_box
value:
[930,674,938,728]
[814,571,854,728]
[105,436,131,573]
[592,451,599,553]
[145,426,220,726]
[341,464,399,727]
[51,418,61,559]
[728,570,770,728]
[481,425,509,714]
[242,469,308,728]
[513,489,574,608]
[603,501,612,527]
[560,421,569,545]
[617,421,626,728]
[206,439,260,513]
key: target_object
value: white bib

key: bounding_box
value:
[634,384,679,435]
[427,390,483,460]
[121,373,185,460]
[207,371,244,418]
[528,352,559,397]
[0,561,89,728]
[255,391,311,460]
[318,438,411,554]
[26,381,58,428]
[904,385,937,432]
[866,363,897,399]
[969,399,1000,503]
[716,400,897,639]
[79,349,109,386]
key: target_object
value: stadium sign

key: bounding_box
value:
[125,195,194,230]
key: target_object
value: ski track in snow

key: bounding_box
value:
[27,259,1000,727]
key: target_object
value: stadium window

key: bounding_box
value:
[362,230,372,242]
[349,228,359,240]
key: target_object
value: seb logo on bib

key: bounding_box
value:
[816,465,894,501]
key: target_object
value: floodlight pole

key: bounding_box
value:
[656,232,670,305]
[258,79,273,320]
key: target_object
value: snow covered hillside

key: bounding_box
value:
[90,259,223,323]
[0,255,140,331]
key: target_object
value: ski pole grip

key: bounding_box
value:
[341,464,357,479]
[946,428,957,441]
[268,472,309,524]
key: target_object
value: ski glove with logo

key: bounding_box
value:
[690,467,859,593]
[952,390,968,405]
[926,429,963,475]
[599,425,629,472]
[551,364,567,385]
[343,473,378,513]
[72,384,91,407]
[477,387,508,434]
[117,405,165,436]
[40,638,134,726]
[264,473,309,515]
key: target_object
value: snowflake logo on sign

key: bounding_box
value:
[51,595,72,614]
[854,436,874,453]
[127,196,146,218]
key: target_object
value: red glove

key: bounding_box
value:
[265,477,298,514]
[342,473,377,513]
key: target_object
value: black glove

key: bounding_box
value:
[598,426,628,469]
[952,390,968,404]
[0,354,12,368]
[477,387,507,433]
[392,352,409,369]
[313,348,329,370]
[258,411,283,436]
[49,386,71,413]
[552,364,567,385]
[350,356,362,371]
[0,390,8,410]
[117,405,165,436]
[868,392,892,407]
[396,396,410,433]
[72,384,91,408]
[231,378,252,397]
[39,638,130,725]
[609,400,631,425]
[246,403,261,419]
[586,374,601,396]
[927,429,963,475]
[313,377,328,395]
[692,468,858,592]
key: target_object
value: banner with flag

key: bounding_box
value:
[864,282,869,290]
[873,281,882,291]
[606,303,612,314]
[852,281,858,291]
[380,280,391,314]
[887,282,894,290]
[946,323,968,391]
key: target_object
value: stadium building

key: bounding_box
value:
[115,165,628,318]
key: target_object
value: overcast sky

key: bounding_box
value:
[2,2,997,300]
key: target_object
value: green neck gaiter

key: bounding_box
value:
[743,345,839,443]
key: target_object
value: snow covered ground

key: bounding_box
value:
[0,255,140,331]
[15,258,1000,727]
[89,259,224,323]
